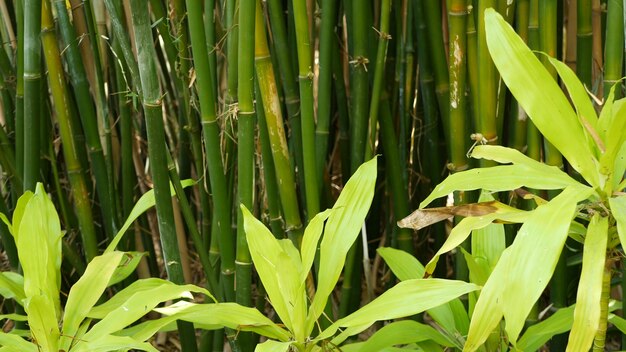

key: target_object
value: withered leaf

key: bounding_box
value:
[398,201,500,230]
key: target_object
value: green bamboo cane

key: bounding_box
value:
[577,0,593,88]
[185,0,237,304]
[333,38,351,186]
[594,263,611,351]
[422,0,451,137]
[293,0,320,219]
[236,0,257,348]
[14,0,23,190]
[447,0,470,174]
[53,0,119,241]
[476,0,499,158]
[226,0,239,106]
[526,0,542,162]
[254,1,303,241]
[466,4,479,147]
[129,3,197,350]
[256,81,286,238]
[266,0,306,201]
[315,0,338,182]
[604,0,624,99]
[414,0,451,279]
[379,94,413,254]
[103,0,140,95]
[22,0,42,191]
[203,0,218,98]
[348,0,371,174]
[42,0,99,260]
[365,0,392,159]
[399,0,414,168]
[508,0,530,153]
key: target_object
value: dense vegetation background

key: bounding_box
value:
[0,0,624,350]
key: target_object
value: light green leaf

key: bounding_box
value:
[317,279,479,343]
[609,196,626,247]
[546,56,599,156]
[24,294,59,352]
[517,305,575,352]
[242,205,306,338]
[254,340,292,352]
[70,334,158,352]
[18,184,63,316]
[608,313,626,334]
[10,190,33,242]
[307,157,377,335]
[377,247,425,280]
[0,272,24,303]
[613,142,626,190]
[84,282,208,340]
[105,179,196,253]
[424,205,528,276]
[471,192,506,275]
[155,301,291,341]
[0,213,12,236]
[462,249,490,287]
[300,209,332,283]
[0,314,27,321]
[484,9,599,187]
[600,99,626,189]
[464,186,593,351]
[420,165,581,208]
[0,332,36,352]
[341,320,457,352]
[427,298,470,338]
[61,251,126,350]
[107,252,147,287]
[567,214,608,352]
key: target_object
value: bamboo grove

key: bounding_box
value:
[0,0,624,351]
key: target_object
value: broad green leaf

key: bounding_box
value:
[24,294,59,352]
[317,279,479,342]
[377,247,425,280]
[471,192,506,274]
[546,56,599,157]
[107,251,147,287]
[424,205,528,276]
[567,214,608,352]
[341,320,457,352]
[597,83,617,142]
[307,157,377,335]
[609,196,626,247]
[0,314,27,321]
[420,165,582,208]
[377,247,469,339]
[254,340,292,352]
[84,282,208,340]
[600,99,626,189]
[18,184,63,316]
[155,301,291,341]
[0,213,11,236]
[10,190,33,241]
[0,332,36,352]
[242,205,306,338]
[464,186,593,351]
[608,313,626,334]
[613,142,626,190]
[300,209,332,283]
[61,251,126,350]
[0,272,24,303]
[517,305,575,352]
[462,249,490,287]
[105,179,196,252]
[70,334,158,352]
[484,9,599,187]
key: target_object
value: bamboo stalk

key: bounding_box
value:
[14,0,23,190]
[603,0,624,99]
[54,0,119,241]
[293,0,320,219]
[42,0,99,261]
[22,0,42,191]
[577,0,593,87]
[185,0,237,305]
[365,0,392,159]
[236,0,257,348]
[129,2,198,350]
[254,1,303,241]
[593,262,612,351]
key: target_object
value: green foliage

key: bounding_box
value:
[155,158,479,351]
[410,9,626,351]
[0,184,210,352]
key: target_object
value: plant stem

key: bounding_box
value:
[593,261,611,351]
[129,2,197,350]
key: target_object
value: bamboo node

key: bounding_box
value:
[372,27,392,40]
[349,56,370,72]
